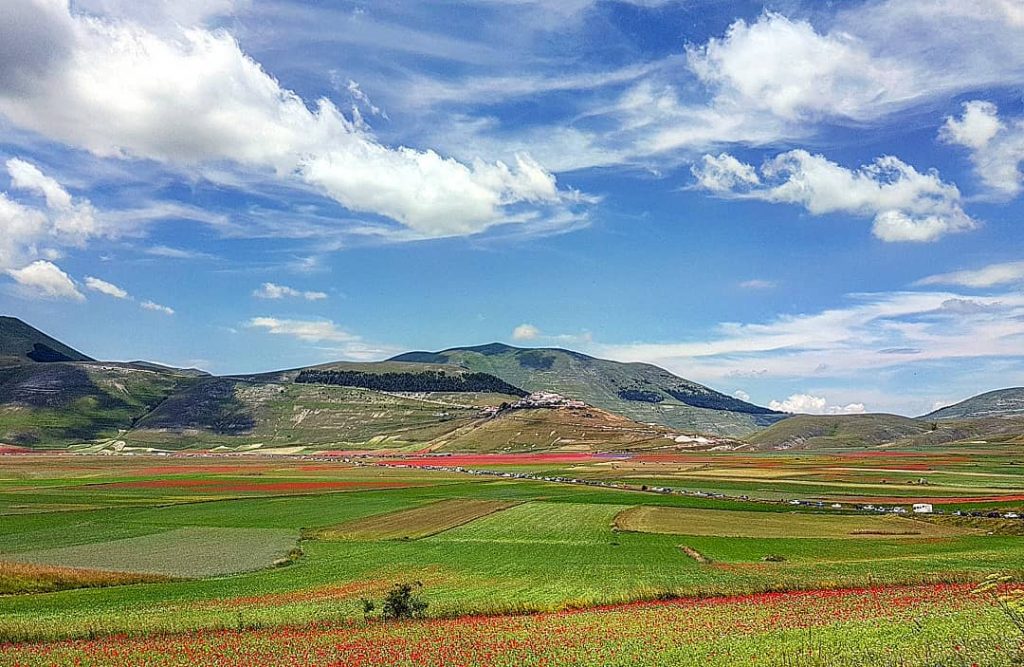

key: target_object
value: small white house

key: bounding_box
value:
[912,503,934,514]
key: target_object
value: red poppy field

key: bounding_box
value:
[3,583,1020,667]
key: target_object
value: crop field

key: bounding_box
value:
[614,505,971,539]
[383,443,1024,507]
[0,453,1021,663]
[3,526,299,577]
[315,499,520,540]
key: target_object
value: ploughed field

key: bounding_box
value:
[0,453,1022,665]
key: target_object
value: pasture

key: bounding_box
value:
[0,452,1021,664]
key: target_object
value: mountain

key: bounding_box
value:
[746,414,932,450]
[0,317,93,365]
[0,361,199,448]
[747,411,1024,451]
[391,343,783,437]
[925,388,1024,421]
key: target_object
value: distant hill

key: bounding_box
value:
[0,317,92,365]
[925,388,1024,421]
[0,361,198,448]
[391,343,783,437]
[746,414,931,450]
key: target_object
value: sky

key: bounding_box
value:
[1,0,1023,417]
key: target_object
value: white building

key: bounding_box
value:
[912,503,933,514]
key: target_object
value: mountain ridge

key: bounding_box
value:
[392,342,783,437]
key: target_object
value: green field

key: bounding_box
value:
[0,453,1021,656]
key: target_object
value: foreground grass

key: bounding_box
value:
[3,584,1020,666]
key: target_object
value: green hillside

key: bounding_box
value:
[0,362,197,448]
[925,387,1024,420]
[125,375,513,451]
[746,414,932,450]
[0,317,92,365]
[392,343,783,437]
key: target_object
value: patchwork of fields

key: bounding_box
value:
[0,452,1021,664]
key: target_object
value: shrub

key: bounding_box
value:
[381,582,428,621]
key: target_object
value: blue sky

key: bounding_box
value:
[1,0,1023,416]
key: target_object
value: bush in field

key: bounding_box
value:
[381,582,428,621]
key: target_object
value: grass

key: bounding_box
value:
[313,499,520,540]
[0,561,171,595]
[614,505,972,539]
[3,584,1019,666]
[3,527,300,578]
[0,454,1022,646]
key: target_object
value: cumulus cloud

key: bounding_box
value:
[0,1,579,239]
[768,393,866,415]
[6,260,84,301]
[253,282,327,301]
[687,13,913,124]
[940,101,1024,199]
[140,300,174,315]
[0,158,102,271]
[693,150,976,242]
[732,389,751,402]
[916,260,1024,288]
[84,276,128,299]
[512,323,540,341]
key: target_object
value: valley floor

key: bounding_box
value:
[0,451,1021,665]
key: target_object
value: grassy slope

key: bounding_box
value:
[125,379,513,450]
[392,344,784,437]
[0,363,197,447]
[746,414,931,450]
[747,412,1024,450]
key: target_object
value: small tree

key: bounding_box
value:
[381,582,428,620]
[359,597,376,621]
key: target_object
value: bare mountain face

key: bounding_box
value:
[392,343,784,437]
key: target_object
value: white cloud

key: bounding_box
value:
[512,323,540,341]
[732,389,750,402]
[84,275,128,299]
[145,245,216,260]
[245,316,396,361]
[687,12,912,124]
[253,282,327,301]
[916,261,1024,288]
[768,393,866,415]
[598,289,1024,382]
[246,317,358,343]
[6,260,84,301]
[693,150,976,242]
[940,101,1024,198]
[0,158,102,271]
[0,2,580,239]
[140,300,174,315]
[738,279,775,290]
